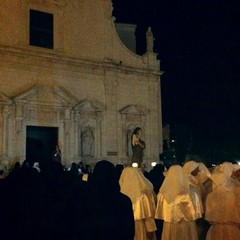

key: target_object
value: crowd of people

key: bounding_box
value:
[1,157,240,240]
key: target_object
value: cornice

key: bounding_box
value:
[27,0,67,9]
[0,45,162,78]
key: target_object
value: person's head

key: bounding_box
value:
[183,161,200,177]
[211,162,239,189]
[89,160,120,193]
[85,164,92,173]
[119,167,153,203]
[150,163,165,174]
[141,163,147,172]
[160,165,189,202]
[132,127,141,137]
[69,162,79,175]
[33,162,41,173]
[79,161,84,167]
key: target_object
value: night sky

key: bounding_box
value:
[112,0,240,159]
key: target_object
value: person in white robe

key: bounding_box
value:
[155,164,200,240]
[183,160,212,239]
[119,166,157,240]
[204,162,240,240]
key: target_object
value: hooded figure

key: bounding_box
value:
[205,162,240,240]
[155,165,199,240]
[119,166,157,240]
[183,161,212,239]
[183,161,205,219]
[76,160,134,240]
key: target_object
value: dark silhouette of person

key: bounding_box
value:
[40,161,70,240]
[52,144,61,163]
[75,160,135,240]
[115,163,124,180]
[147,164,165,195]
[147,163,165,239]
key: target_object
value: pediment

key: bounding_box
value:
[75,99,105,114]
[0,92,12,105]
[13,85,78,107]
[53,86,78,106]
[119,104,147,115]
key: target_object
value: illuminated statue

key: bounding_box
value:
[146,26,154,52]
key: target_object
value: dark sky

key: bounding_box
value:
[112,0,240,153]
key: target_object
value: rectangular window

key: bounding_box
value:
[29,9,54,49]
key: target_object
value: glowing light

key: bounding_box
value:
[151,161,157,167]
[132,162,138,168]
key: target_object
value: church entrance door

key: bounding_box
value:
[26,126,58,170]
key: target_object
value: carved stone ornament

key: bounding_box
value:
[119,104,147,116]
[75,99,105,119]
[0,92,12,105]
[119,104,147,122]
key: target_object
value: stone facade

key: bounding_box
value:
[0,0,163,169]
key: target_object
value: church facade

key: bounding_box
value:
[0,0,163,170]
